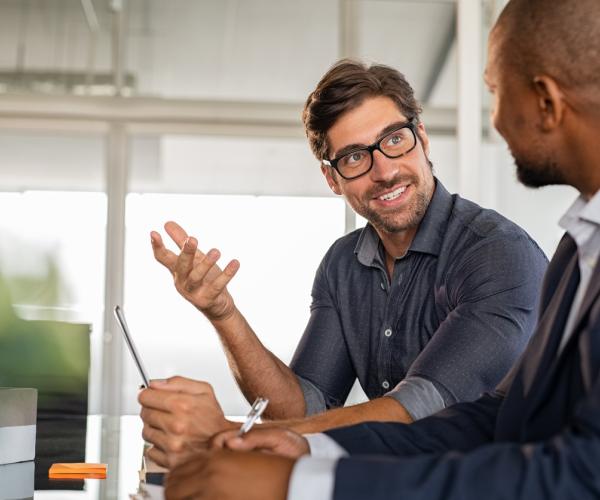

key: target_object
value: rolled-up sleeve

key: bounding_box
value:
[296,376,328,416]
[386,376,446,420]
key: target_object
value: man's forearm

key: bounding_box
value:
[276,397,413,435]
[211,306,306,419]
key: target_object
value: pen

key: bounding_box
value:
[238,397,269,436]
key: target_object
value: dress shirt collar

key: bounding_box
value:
[354,178,452,267]
[559,189,600,250]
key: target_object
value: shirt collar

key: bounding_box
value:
[559,189,600,232]
[354,178,452,266]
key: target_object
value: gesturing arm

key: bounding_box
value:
[151,220,305,419]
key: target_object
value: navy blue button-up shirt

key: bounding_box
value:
[290,180,548,419]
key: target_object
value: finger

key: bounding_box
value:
[142,423,171,451]
[174,236,198,283]
[186,248,221,287]
[204,259,240,295]
[209,429,241,449]
[224,428,284,452]
[164,221,190,249]
[138,387,173,411]
[150,376,216,395]
[150,231,178,270]
[146,444,170,469]
[140,405,171,430]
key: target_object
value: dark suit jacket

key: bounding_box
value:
[326,233,600,500]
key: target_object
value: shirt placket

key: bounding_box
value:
[376,259,404,396]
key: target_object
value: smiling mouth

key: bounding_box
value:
[377,185,408,202]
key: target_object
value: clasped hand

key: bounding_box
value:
[138,376,238,468]
[164,428,311,500]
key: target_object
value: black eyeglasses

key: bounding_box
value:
[322,120,418,180]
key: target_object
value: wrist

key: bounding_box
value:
[207,302,238,323]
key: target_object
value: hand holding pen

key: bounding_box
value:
[238,397,269,436]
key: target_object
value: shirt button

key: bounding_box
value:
[382,380,390,389]
[384,328,392,337]
[380,282,385,290]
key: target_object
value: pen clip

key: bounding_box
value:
[238,397,269,436]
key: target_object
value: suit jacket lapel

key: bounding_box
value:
[569,261,600,344]
[561,260,600,390]
[521,237,579,396]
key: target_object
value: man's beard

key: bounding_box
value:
[515,155,566,188]
[352,175,432,234]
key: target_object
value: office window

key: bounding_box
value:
[122,134,346,414]
[0,131,106,414]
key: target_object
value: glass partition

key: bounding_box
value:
[0,132,107,416]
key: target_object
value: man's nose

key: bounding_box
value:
[369,150,398,182]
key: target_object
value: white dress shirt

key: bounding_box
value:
[557,191,600,352]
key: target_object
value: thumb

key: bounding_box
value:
[225,429,282,452]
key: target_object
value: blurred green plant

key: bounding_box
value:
[0,250,89,416]
[3,253,73,313]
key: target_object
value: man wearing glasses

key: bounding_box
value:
[139,60,547,468]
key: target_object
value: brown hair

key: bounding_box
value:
[302,59,422,161]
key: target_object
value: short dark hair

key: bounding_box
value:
[496,0,600,90]
[302,59,422,161]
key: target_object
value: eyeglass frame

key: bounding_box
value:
[321,119,419,180]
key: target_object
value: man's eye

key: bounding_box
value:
[386,134,404,146]
[344,151,367,165]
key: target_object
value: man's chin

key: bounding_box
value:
[515,162,565,189]
[516,167,547,188]
[369,213,419,234]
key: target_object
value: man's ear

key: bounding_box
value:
[532,75,566,131]
[321,164,343,195]
[416,122,430,156]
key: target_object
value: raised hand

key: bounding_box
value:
[150,221,240,321]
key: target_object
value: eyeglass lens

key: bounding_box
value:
[336,126,415,179]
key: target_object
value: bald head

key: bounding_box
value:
[494,0,600,91]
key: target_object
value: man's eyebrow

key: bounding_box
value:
[332,120,411,159]
[377,120,411,140]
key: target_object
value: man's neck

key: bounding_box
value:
[566,113,600,198]
[378,226,418,278]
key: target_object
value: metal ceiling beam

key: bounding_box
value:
[457,0,482,202]
[0,93,477,136]
[80,0,100,91]
[110,0,126,96]
[339,0,359,58]
[423,5,456,103]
